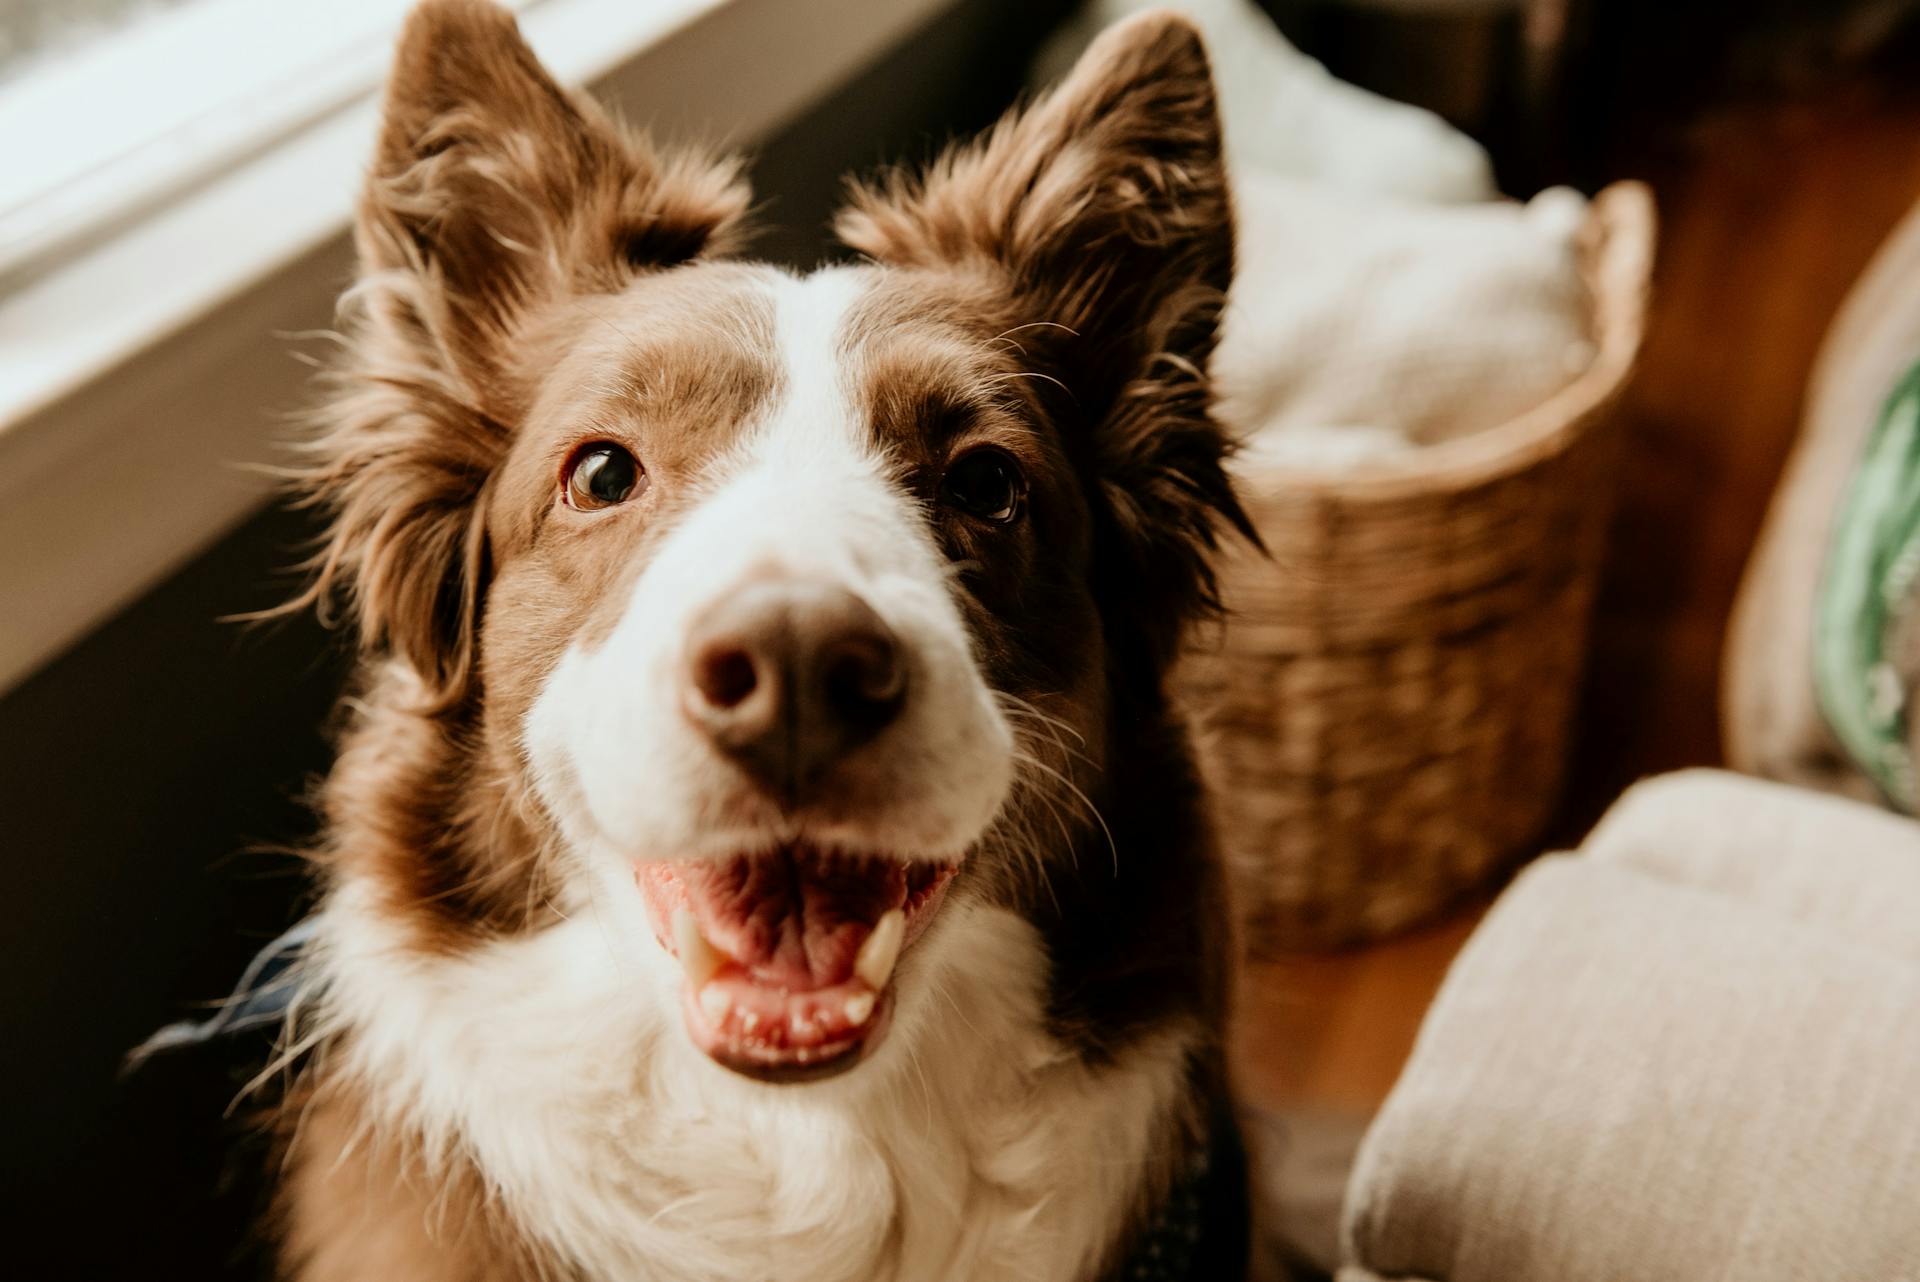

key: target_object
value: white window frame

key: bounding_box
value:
[0,0,495,288]
[0,0,958,696]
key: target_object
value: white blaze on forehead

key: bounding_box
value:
[524,264,1013,874]
[764,266,873,459]
[651,267,899,588]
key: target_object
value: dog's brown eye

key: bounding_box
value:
[564,443,645,510]
[939,449,1024,525]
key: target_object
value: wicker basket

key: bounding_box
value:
[1184,181,1657,952]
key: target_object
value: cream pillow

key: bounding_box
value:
[1341,772,1920,1282]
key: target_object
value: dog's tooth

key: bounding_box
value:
[673,909,723,988]
[854,909,906,990]
[699,985,733,1027]
[843,992,877,1026]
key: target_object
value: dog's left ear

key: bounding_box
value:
[836,12,1253,667]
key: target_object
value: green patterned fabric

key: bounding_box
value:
[1814,355,1920,811]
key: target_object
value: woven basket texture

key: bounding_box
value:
[1184,181,1657,952]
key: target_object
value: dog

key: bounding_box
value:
[266,2,1255,1277]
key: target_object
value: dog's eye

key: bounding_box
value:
[564,443,646,510]
[939,449,1025,525]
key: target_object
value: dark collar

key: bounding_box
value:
[1108,1093,1250,1282]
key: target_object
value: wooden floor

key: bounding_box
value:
[1232,86,1920,1121]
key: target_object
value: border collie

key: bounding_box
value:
[265,2,1254,1277]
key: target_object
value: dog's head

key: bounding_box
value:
[306,0,1244,1084]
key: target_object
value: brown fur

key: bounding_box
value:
[278,1081,556,1282]
[276,1,1250,1275]
[837,16,1256,669]
[290,0,752,709]
[834,23,1248,1067]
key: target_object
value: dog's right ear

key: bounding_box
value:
[359,0,751,379]
[299,0,749,707]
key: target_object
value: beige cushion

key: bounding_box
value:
[1584,768,1920,953]
[1339,771,1920,1282]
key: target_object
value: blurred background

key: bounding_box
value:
[3,0,1919,1277]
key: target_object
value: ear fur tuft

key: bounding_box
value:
[291,0,750,707]
[359,0,751,382]
[837,12,1253,668]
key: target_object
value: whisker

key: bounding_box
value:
[998,765,1069,916]
[995,694,1098,781]
[999,709,1096,772]
[1018,749,1120,878]
[995,691,1089,748]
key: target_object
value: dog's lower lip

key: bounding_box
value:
[637,847,957,1080]
[680,981,896,1084]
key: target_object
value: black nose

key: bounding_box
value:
[682,580,908,805]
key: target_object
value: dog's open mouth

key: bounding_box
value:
[637,846,956,1082]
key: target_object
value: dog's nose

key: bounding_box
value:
[682,580,907,804]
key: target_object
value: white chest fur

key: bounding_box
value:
[312,888,1190,1282]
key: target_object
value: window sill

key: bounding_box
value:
[0,0,957,696]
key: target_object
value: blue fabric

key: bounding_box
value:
[130,918,317,1066]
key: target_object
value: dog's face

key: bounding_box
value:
[504,267,1044,1079]
[308,0,1242,1084]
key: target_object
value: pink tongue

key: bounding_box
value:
[679,851,906,989]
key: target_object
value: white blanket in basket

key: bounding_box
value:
[1033,0,1597,471]
[1217,177,1597,468]
[1031,0,1496,204]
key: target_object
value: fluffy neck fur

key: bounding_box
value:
[270,6,1250,1277]
[276,656,1232,1282]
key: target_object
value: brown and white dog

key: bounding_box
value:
[270,2,1254,1278]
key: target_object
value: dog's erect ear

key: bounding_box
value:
[360,0,750,378]
[299,0,749,707]
[837,11,1251,669]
